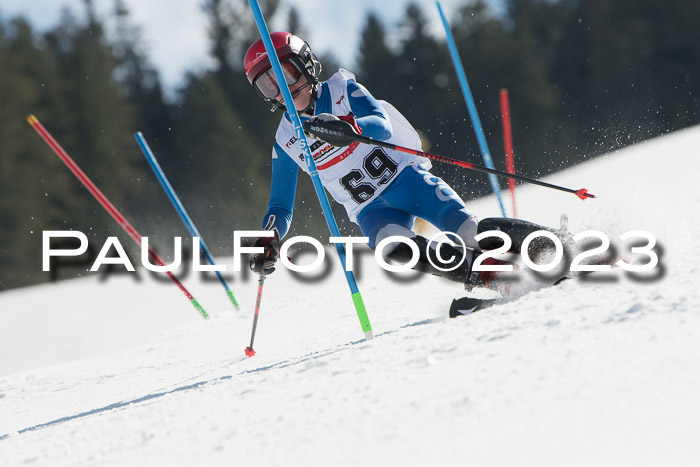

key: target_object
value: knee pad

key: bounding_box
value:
[454,216,479,250]
[372,223,416,251]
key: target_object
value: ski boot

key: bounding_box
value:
[383,235,519,290]
[476,213,574,261]
[383,235,473,283]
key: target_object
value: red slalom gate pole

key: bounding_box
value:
[500,89,518,218]
[27,115,208,318]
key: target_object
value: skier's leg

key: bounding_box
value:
[379,167,519,288]
[358,167,523,287]
[358,205,415,251]
[371,165,480,249]
[358,205,475,284]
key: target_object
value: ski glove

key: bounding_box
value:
[250,230,281,275]
[337,115,363,135]
[305,113,362,139]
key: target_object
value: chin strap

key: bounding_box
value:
[269,81,319,114]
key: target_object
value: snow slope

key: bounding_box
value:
[1,127,699,466]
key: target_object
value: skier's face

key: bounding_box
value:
[287,75,314,113]
[254,59,314,113]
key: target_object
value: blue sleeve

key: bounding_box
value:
[261,142,298,238]
[346,80,393,141]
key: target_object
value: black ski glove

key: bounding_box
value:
[250,229,281,275]
[303,113,361,147]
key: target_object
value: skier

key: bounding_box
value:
[244,32,561,291]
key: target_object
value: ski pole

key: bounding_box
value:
[27,115,209,318]
[244,275,266,357]
[303,120,596,200]
[248,0,374,340]
[134,132,240,310]
[437,1,507,217]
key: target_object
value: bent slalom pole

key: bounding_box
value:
[134,132,240,310]
[437,1,507,217]
[248,0,373,340]
[27,115,209,318]
[244,275,266,357]
[303,120,596,200]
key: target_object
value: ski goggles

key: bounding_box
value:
[253,59,304,100]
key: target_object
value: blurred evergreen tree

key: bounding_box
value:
[356,12,397,103]
[42,2,146,212]
[173,73,268,253]
[286,7,308,41]
[0,18,77,289]
[2,0,700,291]
[554,0,700,154]
[112,0,173,156]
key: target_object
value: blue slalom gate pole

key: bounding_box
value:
[247,0,373,340]
[437,1,507,218]
[134,132,240,310]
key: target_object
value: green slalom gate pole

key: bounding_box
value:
[247,0,373,340]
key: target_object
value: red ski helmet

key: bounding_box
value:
[244,32,321,111]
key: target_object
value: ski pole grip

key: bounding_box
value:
[302,119,361,147]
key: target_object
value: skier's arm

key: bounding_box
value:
[346,80,393,141]
[261,143,298,238]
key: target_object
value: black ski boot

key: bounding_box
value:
[383,235,473,283]
[383,236,516,291]
[476,214,574,258]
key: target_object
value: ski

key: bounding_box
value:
[449,212,616,318]
[449,296,500,317]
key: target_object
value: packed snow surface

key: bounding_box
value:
[1,127,699,466]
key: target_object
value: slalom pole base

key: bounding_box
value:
[227,290,241,310]
[245,347,256,357]
[364,330,375,340]
[191,298,209,319]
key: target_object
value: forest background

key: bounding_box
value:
[1,0,698,290]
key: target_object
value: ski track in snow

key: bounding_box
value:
[1,127,700,466]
